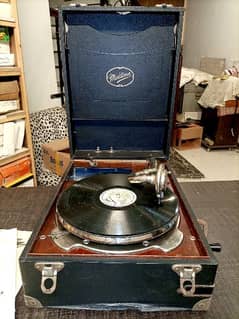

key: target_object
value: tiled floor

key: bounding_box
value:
[176,147,239,182]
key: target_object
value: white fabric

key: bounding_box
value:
[198,76,239,108]
[180,67,213,88]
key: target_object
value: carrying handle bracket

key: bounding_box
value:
[35,262,64,294]
[172,264,202,297]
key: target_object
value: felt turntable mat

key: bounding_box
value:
[0,181,238,319]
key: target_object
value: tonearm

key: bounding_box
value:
[128,162,169,204]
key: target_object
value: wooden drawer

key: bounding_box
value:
[174,124,203,150]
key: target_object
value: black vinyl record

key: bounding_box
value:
[56,173,179,245]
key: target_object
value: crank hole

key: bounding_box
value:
[44,278,54,290]
[183,281,192,291]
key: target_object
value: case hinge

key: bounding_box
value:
[35,262,64,294]
[172,264,202,297]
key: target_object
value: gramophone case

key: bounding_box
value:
[20,6,218,311]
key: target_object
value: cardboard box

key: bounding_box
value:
[42,138,70,176]
[0,80,19,101]
[200,57,225,76]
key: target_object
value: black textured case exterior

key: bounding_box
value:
[60,6,183,160]
[20,167,218,311]
[20,6,218,311]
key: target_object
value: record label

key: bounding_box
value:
[99,187,137,208]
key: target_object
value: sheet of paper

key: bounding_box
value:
[15,119,25,150]
[0,228,17,319]
[0,100,19,114]
[3,121,15,156]
[16,230,32,296]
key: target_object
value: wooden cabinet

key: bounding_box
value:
[201,107,239,150]
[0,0,36,187]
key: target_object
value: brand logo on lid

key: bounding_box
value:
[106,67,134,88]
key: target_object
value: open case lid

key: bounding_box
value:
[59,6,184,160]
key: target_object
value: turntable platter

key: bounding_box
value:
[56,173,179,245]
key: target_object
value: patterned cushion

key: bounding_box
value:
[30,107,68,186]
[38,169,61,186]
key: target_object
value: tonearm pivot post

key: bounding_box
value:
[128,162,169,204]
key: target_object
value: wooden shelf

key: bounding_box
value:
[4,172,33,188]
[0,148,30,167]
[0,18,16,28]
[0,110,25,124]
[0,66,21,77]
[0,0,36,186]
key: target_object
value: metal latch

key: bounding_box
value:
[35,262,64,294]
[172,264,202,297]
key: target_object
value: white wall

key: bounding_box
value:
[50,0,96,6]
[183,0,239,69]
[17,0,61,113]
